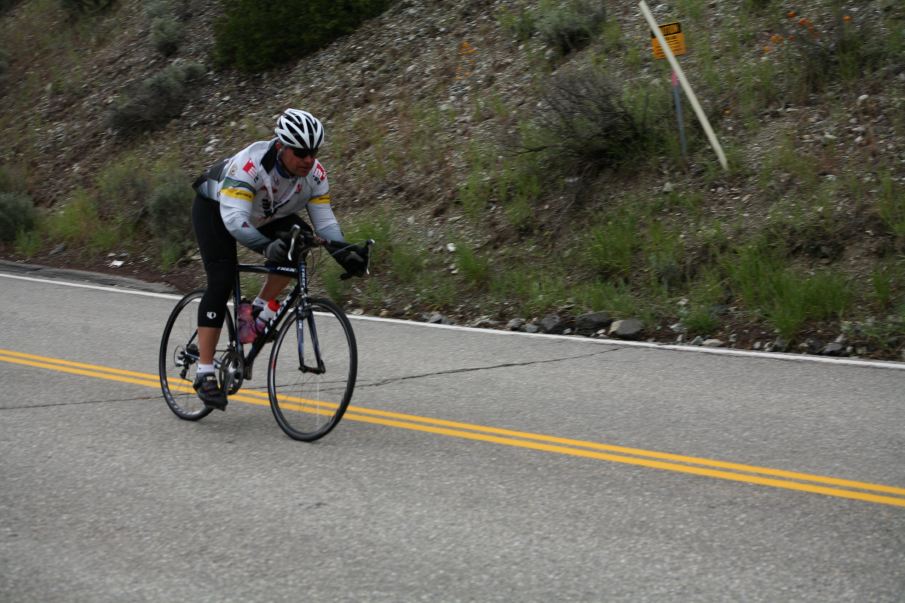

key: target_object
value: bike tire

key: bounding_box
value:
[267,297,357,441]
[159,289,236,421]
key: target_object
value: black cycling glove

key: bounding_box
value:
[334,244,369,277]
[264,238,290,264]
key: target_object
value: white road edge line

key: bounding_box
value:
[3,271,902,371]
[0,272,182,300]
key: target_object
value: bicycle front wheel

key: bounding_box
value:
[268,297,357,441]
[159,290,236,421]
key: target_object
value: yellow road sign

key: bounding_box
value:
[651,21,686,59]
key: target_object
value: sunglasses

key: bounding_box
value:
[290,147,318,159]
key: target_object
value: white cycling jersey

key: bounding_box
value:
[195,139,343,251]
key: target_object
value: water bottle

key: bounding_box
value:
[237,301,256,344]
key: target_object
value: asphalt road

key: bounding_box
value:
[1,268,904,602]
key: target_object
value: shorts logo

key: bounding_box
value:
[207,311,217,320]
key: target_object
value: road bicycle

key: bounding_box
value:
[158,225,373,441]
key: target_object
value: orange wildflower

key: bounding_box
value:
[843,15,852,23]
[787,10,797,18]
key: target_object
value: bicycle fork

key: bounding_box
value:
[296,308,326,374]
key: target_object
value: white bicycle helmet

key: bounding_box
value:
[274,109,324,150]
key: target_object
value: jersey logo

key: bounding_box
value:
[313,163,327,185]
[242,160,257,179]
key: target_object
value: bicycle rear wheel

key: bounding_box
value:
[159,290,237,420]
[267,297,357,441]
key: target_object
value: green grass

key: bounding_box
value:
[158,240,184,271]
[769,270,851,339]
[869,259,905,311]
[415,270,457,309]
[497,153,542,231]
[725,243,852,339]
[47,189,100,242]
[572,279,642,319]
[398,101,449,171]
[42,188,125,256]
[388,242,427,285]
[14,227,42,256]
[458,141,495,220]
[496,4,536,42]
[342,210,394,245]
[877,171,905,238]
[643,220,686,290]
[457,139,546,230]
[676,0,705,23]
[759,135,821,195]
[682,305,721,335]
[455,243,491,288]
[459,170,492,221]
[582,211,638,279]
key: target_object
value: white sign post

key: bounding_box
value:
[639,0,728,171]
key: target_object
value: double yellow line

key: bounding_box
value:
[2,347,904,508]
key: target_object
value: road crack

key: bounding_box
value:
[0,393,161,410]
[358,347,623,389]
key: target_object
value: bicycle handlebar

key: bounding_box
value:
[286,224,375,279]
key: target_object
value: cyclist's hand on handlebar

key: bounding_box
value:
[264,238,290,263]
[334,244,369,278]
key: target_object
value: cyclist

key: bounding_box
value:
[190,108,368,410]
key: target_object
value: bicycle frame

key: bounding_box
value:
[214,227,370,391]
[230,253,322,382]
